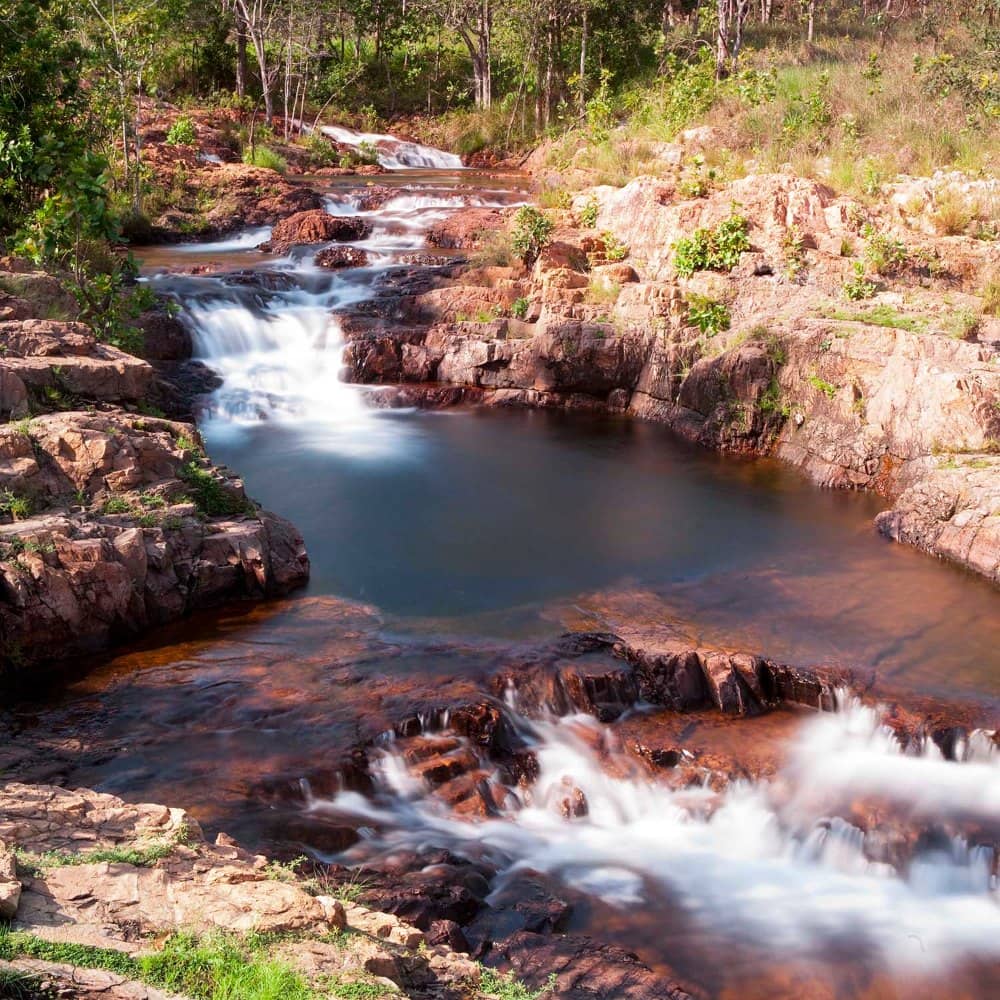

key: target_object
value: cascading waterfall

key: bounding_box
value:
[148,180,515,454]
[310,695,1000,971]
[320,123,464,170]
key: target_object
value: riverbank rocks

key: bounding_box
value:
[0,780,498,1000]
[261,210,372,254]
[426,207,506,249]
[316,245,370,269]
[0,842,21,919]
[341,163,1000,585]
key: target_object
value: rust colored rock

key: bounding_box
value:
[264,210,372,254]
[0,843,20,920]
[315,245,370,269]
[137,309,193,361]
[427,208,505,249]
[427,918,470,953]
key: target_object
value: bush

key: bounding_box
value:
[685,294,730,336]
[166,117,197,146]
[578,198,599,228]
[861,224,907,276]
[673,212,750,278]
[843,260,877,300]
[511,297,530,319]
[510,207,554,266]
[242,146,287,174]
[982,277,1000,317]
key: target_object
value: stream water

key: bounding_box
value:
[5,131,1000,998]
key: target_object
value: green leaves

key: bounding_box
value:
[673,212,750,278]
[511,206,554,267]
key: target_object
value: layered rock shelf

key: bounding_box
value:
[340,169,1000,585]
[0,268,309,674]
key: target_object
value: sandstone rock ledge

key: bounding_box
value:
[341,170,1000,585]
[0,276,309,675]
[0,782,481,1000]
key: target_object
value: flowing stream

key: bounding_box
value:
[8,132,1000,998]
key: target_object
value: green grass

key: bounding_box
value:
[0,967,53,999]
[0,930,366,1000]
[825,305,927,332]
[242,146,288,174]
[479,967,557,999]
[808,374,839,399]
[180,463,253,518]
[15,841,177,876]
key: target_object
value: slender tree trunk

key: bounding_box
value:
[236,18,248,97]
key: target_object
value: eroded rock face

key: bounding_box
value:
[0,260,311,675]
[340,166,1000,584]
[261,210,372,254]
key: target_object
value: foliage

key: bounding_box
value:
[166,116,198,146]
[479,967,557,1000]
[808,374,839,399]
[0,489,32,521]
[242,145,288,173]
[843,261,877,300]
[673,212,750,278]
[599,231,629,262]
[826,305,926,331]
[510,207,554,267]
[578,198,599,228]
[180,462,253,517]
[861,224,907,276]
[511,297,530,319]
[982,277,1000,316]
[685,294,730,336]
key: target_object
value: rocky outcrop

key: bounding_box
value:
[342,170,1000,584]
[0,781,483,999]
[260,210,372,254]
[0,272,310,676]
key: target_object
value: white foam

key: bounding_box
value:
[314,701,1000,971]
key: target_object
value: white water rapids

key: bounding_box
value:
[150,163,517,455]
[320,124,464,170]
[310,696,1000,972]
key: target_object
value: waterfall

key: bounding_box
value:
[310,696,1000,971]
[320,124,464,170]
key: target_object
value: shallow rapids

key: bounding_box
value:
[314,695,1000,972]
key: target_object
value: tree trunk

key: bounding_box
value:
[236,17,248,97]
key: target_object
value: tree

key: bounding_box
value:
[224,0,283,119]
[0,0,93,239]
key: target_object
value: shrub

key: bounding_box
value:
[673,212,750,278]
[303,132,338,168]
[0,489,31,520]
[166,117,198,146]
[808,374,839,399]
[600,231,629,262]
[843,261,877,300]
[685,294,730,336]
[180,463,252,517]
[861,224,907,276]
[511,297,530,319]
[578,198,599,228]
[510,207,554,266]
[242,146,287,174]
[982,277,1000,316]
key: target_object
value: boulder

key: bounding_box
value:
[0,842,21,920]
[263,210,372,253]
[315,246,370,269]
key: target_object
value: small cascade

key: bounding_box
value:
[311,695,1000,971]
[148,158,519,454]
[320,124,464,170]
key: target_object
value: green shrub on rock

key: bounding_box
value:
[166,117,197,146]
[674,212,750,278]
[511,207,554,266]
